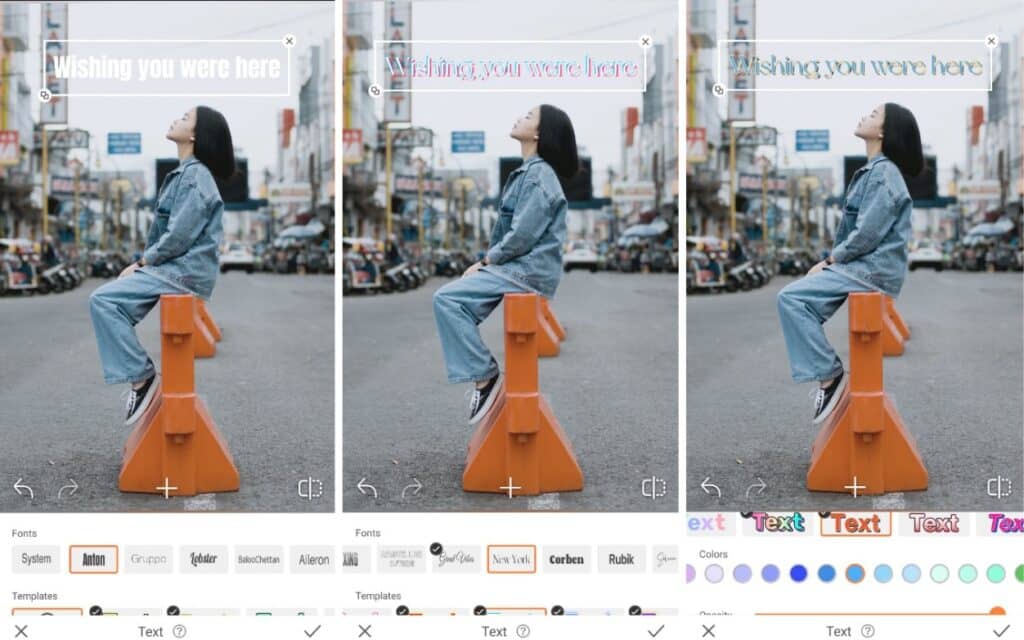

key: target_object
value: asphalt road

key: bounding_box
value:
[343,271,679,512]
[0,272,334,513]
[686,269,1024,512]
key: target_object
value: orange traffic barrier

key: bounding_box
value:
[885,295,910,340]
[536,305,560,358]
[119,294,240,496]
[807,292,928,495]
[463,293,584,496]
[881,306,905,357]
[540,298,567,341]
[192,300,217,359]
[197,299,222,342]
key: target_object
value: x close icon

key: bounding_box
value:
[357,624,372,638]
[14,626,28,639]
[702,623,716,638]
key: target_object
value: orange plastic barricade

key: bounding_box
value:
[540,298,567,341]
[463,293,584,496]
[119,294,240,496]
[807,292,928,495]
[192,300,217,359]
[886,295,910,340]
[881,305,905,357]
[536,304,560,358]
[197,299,222,342]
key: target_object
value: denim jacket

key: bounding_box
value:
[139,155,224,300]
[827,153,913,298]
[482,155,567,299]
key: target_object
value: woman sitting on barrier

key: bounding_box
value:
[777,103,923,425]
[89,106,235,426]
[433,104,579,425]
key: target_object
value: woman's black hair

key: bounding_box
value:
[194,105,237,181]
[537,104,581,186]
[882,103,924,177]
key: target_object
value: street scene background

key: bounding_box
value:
[342,0,679,511]
[685,0,1024,511]
[0,2,335,512]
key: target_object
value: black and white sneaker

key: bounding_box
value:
[123,374,160,427]
[466,372,503,425]
[810,371,847,426]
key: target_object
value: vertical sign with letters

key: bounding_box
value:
[727,0,755,122]
[41,2,69,124]
[384,1,411,123]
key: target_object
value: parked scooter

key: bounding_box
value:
[39,263,67,294]
[68,263,84,286]
[726,261,754,292]
[57,262,77,289]
[90,251,114,278]
[381,256,408,293]
[777,248,813,276]
[410,262,428,286]
[752,260,771,286]
[746,261,765,288]
[433,250,460,277]
[399,262,419,289]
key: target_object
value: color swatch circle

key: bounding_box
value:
[958,564,978,584]
[846,564,865,584]
[733,564,752,584]
[986,564,1005,584]
[818,564,836,583]
[930,564,950,584]
[874,564,893,583]
[790,564,808,582]
[705,564,724,584]
[762,564,780,583]
[1016,565,1024,583]
[686,564,696,584]
[902,564,922,583]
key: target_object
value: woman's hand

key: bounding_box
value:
[461,260,484,278]
[118,261,141,279]
[806,259,829,276]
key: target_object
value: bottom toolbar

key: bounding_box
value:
[5,615,1018,640]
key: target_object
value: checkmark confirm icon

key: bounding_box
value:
[648,625,665,638]
[993,625,1010,638]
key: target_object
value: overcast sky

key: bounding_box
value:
[352,0,680,193]
[712,0,1024,192]
[24,1,334,196]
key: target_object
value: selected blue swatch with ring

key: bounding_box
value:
[790,564,808,582]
